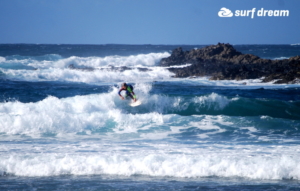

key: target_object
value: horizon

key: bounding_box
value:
[1,43,299,46]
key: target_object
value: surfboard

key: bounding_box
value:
[129,100,142,107]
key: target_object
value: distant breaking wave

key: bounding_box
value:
[0,52,172,83]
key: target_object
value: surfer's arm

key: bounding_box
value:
[118,88,125,99]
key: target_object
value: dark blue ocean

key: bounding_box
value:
[0,44,300,190]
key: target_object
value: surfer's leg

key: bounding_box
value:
[126,91,134,100]
[128,94,134,100]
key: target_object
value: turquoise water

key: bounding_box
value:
[0,44,300,190]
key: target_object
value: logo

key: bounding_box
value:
[218,7,289,19]
[218,7,233,17]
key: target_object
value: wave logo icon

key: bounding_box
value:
[218,7,233,17]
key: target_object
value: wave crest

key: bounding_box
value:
[1,148,299,179]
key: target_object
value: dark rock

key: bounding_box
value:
[159,43,300,84]
[68,64,151,72]
[68,64,94,71]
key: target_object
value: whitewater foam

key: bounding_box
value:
[0,84,172,136]
[0,56,6,62]
[0,87,221,138]
[1,84,299,137]
[1,143,299,179]
[2,53,169,69]
[172,77,300,89]
[273,56,290,60]
[0,52,172,83]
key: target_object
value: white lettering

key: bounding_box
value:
[268,10,273,16]
[280,10,289,16]
[257,8,263,16]
[274,10,280,16]
[219,7,289,18]
[235,10,240,16]
[240,10,247,16]
[251,8,256,19]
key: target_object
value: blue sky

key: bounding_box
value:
[0,0,299,44]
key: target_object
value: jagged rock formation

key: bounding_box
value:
[160,43,300,84]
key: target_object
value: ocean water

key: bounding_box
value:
[0,44,300,190]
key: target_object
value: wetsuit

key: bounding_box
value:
[118,84,136,100]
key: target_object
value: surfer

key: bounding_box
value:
[118,83,137,102]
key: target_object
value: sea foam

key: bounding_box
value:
[0,53,172,83]
[0,143,299,180]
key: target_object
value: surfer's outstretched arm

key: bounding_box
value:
[118,88,125,100]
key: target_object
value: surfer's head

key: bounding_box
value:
[122,83,127,88]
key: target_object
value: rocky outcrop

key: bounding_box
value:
[160,43,300,84]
